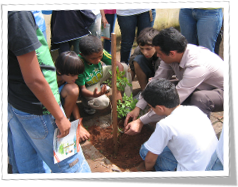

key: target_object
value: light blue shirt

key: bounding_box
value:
[31,10,46,32]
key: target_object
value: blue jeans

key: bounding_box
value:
[8,103,91,173]
[103,13,117,54]
[179,8,223,53]
[206,151,223,171]
[140,144,177,171]
[117,11,152,64]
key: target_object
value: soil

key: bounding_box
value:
[87,120,154,171]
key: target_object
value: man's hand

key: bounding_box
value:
[124,118,144,135]
[55,116,71,138]
[124,107,140,126]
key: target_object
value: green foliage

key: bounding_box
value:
[104,67,137,119]
[117,93,138,119]
[59,144,64,155]
[104,67,132,92]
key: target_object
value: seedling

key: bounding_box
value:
[117,93,138,119]
[104,67,132,92]
[117,127,124,134]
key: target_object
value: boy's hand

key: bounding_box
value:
[55,116,71,138]
[93,85,107,97]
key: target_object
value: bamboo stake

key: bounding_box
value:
[111,33,118,154]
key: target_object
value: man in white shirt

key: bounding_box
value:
[137,78,218,171]
[124,27,224,135]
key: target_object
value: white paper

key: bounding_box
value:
[53,118,82,163]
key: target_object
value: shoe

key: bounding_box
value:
[84,107,96,115]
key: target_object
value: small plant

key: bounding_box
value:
[117,93,138,119]
[104,67,132,92]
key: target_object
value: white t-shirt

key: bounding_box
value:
[116,9,150,16]
[144,105,218,171]
[91,9,100,15]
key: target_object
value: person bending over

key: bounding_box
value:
[138,78,218,171]
[124,27,223,135]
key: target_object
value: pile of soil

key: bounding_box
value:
[88,121,153,171]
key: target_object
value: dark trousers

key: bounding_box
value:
[182,89,224,118]
[170,79,223,118]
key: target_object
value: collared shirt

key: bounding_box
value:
[137,44,224,124]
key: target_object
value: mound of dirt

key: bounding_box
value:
[88,122,153,171]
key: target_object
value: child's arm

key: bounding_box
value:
[80,85,108,98]
[102,49,124,71]
[116,61,124,72]
[144,151,158,171]
[17,51,71,138]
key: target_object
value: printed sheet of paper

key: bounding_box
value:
[53,118,82,163]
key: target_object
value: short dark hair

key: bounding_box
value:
[141,78,180,108]
[55,51,84,75]
[136,27,160,46]
[152,27,187,55]
[79,35,103,56]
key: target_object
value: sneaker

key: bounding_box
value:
[84,107,96,115]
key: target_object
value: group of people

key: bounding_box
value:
[8,8,224,174]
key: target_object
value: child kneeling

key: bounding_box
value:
[138,78,218,171]
[55,51,90,142]
[76,35,132,115]
[129,27,161,90]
